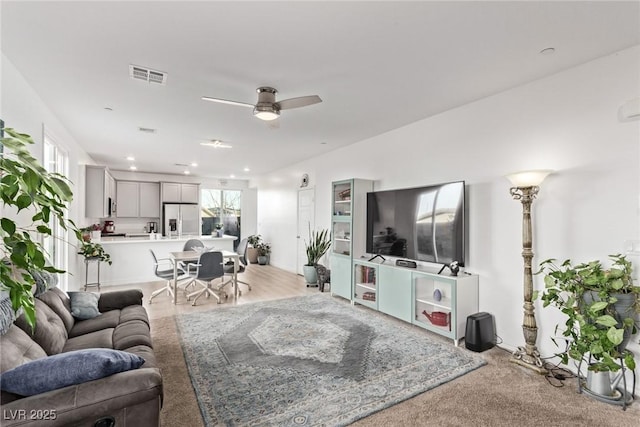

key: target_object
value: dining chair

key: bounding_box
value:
[185,251,227,306]
[181,238,205,272]
[221,238,252,296]
[183,239,204,251]
[148,249,189,303]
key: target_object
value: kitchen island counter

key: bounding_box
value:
[98,235,237,245]
[81,235,238,287]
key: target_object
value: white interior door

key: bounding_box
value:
[297,188,315,275]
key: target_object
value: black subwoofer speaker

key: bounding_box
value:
[465,312,495,352]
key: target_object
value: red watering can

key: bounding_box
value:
[422,310,451,331]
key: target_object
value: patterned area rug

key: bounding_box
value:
[175,294,486,426]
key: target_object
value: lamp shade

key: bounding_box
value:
[505,170,552,187]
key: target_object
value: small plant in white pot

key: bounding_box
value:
[256,242,271,265]
[303,228,331,286]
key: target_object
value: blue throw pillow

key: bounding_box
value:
[0,349,145,396]
[68,292,100,319]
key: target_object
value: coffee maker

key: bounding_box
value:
[103,220,115,233]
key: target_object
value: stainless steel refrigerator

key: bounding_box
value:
[163,203,200,237]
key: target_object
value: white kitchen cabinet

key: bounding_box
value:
[139,182,160,217]
[116,181,160,218]
[85,166,116,218]
[181,184,199,203]
[161,183,180,202]
[116,181,139,217]
[161,182,199,203]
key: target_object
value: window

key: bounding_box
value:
[43,134,69,290]
[201,189,242,248]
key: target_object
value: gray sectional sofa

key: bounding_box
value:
[0,287,162,427]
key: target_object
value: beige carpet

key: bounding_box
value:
[151,315,640,427]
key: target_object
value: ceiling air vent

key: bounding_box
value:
[129,64,167,85]
[138,127,156,133]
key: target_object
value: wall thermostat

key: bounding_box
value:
[300,173,309,187]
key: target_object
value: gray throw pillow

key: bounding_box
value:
[30,269,59,297]
[0,348,145,396]
[68,292,100,319]
[0,291,17,336]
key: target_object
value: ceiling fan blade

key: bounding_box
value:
[201,96,254,108]
[277,95,322,110]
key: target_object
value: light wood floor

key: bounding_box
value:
[110,263,319,320]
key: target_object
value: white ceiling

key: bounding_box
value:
[2,1,639,179]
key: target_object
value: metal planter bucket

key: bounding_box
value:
[586,370,614,397]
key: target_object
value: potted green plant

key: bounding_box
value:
[246,234,262,264]
[303,228,331,286]
[256,242,271,265]
[77,241,112,265]
[215,223,224,237]
[1,125,76,328]
[538,254,639,394]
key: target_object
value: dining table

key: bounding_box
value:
[169,249,239,304]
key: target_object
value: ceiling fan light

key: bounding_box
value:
[253,106,280,121]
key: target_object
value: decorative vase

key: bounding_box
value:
[217,229,224,237]
[303,265,318,286]
[90,231,101,241]
[433,288,442,302]
[247,247,259,264]
[257,255,268,265]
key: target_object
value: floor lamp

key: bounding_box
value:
[506,170,552,374]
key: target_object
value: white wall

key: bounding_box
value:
[253,46,640,375]
[2,54,96,291]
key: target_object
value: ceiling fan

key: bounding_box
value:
[202,87,322,121]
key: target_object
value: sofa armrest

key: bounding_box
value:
[98,289,143,312]
[0,367,162,426]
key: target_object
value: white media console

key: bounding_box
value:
[329,178,479,345]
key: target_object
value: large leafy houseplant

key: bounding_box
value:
[302,228,331,286]
[538,254,639,372]
[246,234,262,264]
[305,228,331,267]
[247,234,262,247]
[1,125,76,327]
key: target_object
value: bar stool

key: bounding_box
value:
[84,256,102,291]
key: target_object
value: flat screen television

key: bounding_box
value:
[366,181,466,266]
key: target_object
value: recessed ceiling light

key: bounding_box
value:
[229,174,235,179]
[191,162,198,167]
[243,167,250,172]
[539,47,555,55]
[126,156,135,161]
[200,140,232,149]
[184,170,190,175]
[129,165,137,171]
